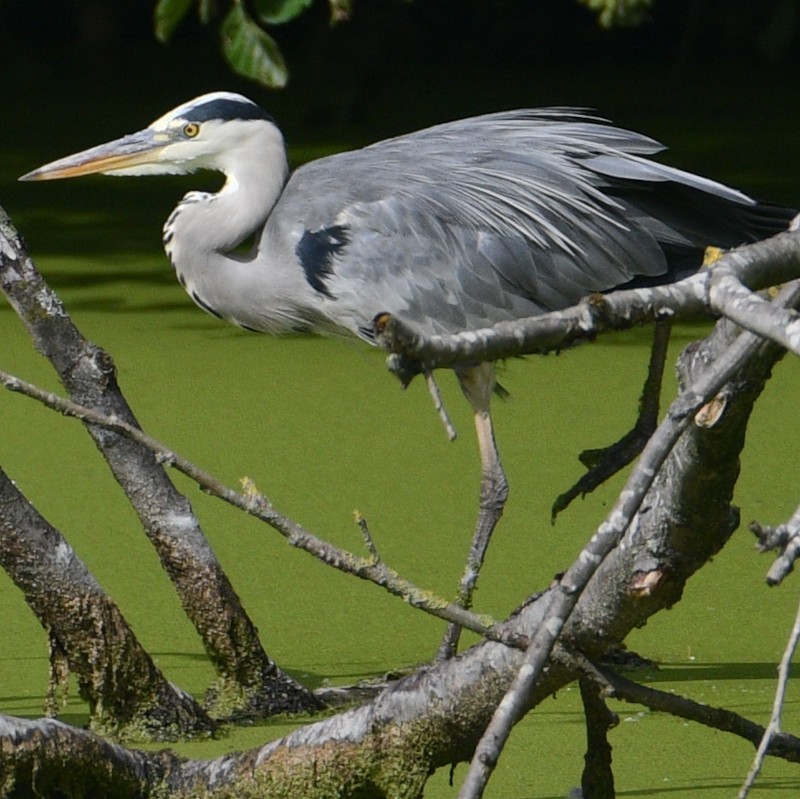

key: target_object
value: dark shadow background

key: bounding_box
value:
[2,1,799,140]
[0,0,798,253]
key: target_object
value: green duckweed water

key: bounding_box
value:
[2,134,800,797]
[3,245,800,796]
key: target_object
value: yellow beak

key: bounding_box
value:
[19,129,168,181]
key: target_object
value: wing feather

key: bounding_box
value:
[264,109,792,339]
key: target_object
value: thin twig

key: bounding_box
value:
[739,591,800,797]
[589,662,800,763]
[457,281,800,799]
[424,367,458,441]
[355,511,380,563]
[0,367,524,649]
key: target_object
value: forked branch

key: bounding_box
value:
[751,503,800,585]
[457,282,800,799]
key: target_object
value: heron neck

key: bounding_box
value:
[164,151,309,331]
[189,159,288,251]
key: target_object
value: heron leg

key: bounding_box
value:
[437,362,509,661]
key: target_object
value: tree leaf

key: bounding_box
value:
[578,0,653,28]
[198,0,214,25]
[154,0,195,43]
[253,0,313,26]
[328,0,351,24]
[220,5,288,88]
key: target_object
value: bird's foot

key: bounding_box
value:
[551,419,655,522]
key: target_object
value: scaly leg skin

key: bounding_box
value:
[437,363,509,661]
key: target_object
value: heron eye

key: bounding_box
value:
[183,122,201,138]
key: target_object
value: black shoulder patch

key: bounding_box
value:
[185,98,274,124]
[296,225,350,298]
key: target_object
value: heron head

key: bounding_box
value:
[19,92,280,181]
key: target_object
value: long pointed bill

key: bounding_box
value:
[19,129,169,181]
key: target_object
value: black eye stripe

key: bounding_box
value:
[182,98,274,124]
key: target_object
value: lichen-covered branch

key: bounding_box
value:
[0,467,216,741]
[0,716,177,797]
[0,207,316,719]
[3,287,791,796]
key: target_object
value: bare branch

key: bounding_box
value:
[4,211,799,794]
[0,467,216,740]
[0,367,517,649]
[457,281,800,799]
[751,503,800,585]
[578,675,618,799]
[355,511,381,563]
[0,716,177,798]
[0,207,316,718]
[739,590,800,797]
[709,269,800,356]
[593,665,800,764]
[3,287,786,794]
[375,230,800,376]
[424,367,458,440]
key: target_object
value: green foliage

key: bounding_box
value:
[578,0,653,27]
[154,0,665,89]
[154,0,194,43]
[253,0,314,26]
[152,0,340,89]
[222,3,289,89]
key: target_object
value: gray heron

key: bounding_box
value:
[21,92,795,658]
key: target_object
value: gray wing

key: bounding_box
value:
[267,109,788,340]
